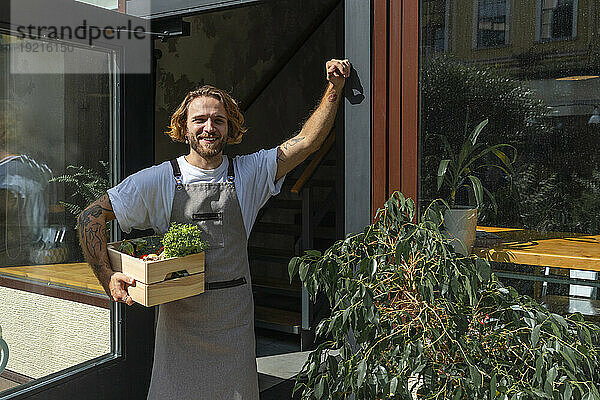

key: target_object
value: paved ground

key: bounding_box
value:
[256,328,307,399]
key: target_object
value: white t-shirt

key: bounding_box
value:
[107,148,284,238]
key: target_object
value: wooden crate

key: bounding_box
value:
[107,240,205,307]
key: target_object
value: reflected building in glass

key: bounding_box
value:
[420,0,600,315]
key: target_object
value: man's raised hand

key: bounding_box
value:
[326,59,350,89]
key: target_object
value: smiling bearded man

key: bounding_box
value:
[77,59,351,400]
[184,93,230,159]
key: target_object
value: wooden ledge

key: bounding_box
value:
[0,263,109,308]
[474,226,600,271]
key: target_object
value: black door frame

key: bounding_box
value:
[0,1,155,398]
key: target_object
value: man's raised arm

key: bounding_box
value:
[78,193,135,306]
[275,59,350,181]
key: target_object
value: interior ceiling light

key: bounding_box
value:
[556,75,600,81]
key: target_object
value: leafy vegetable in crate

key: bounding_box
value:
[118,237,162,258]
[289,192,600,400]
[116,224,207,260]
[162,223,208,258]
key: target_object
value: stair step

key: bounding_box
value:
[252,276,302,293]
[255,306,301,334]
[249,246,295,258]
[253,222,301,236]
[268,199,302,209]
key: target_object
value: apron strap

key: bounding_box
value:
[227,158,235,182]
[170,159,183,190]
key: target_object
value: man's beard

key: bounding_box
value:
[189,136,226,158]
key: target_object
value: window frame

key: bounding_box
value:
[472,0,511,49]
[535,0,578,42]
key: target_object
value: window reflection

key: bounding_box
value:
[540,0,576,40]
[0,101,54,266]
[422,0,448,55]
[419,1,600,318]
[0,34,112,393]
[476,0,509,48]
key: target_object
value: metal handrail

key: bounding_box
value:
[291,130,335,194]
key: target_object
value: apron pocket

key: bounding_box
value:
[192,212,224,249]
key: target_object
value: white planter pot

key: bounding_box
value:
[443,207,478,256]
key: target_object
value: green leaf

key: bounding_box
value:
[389,376,398,395]
[564,383,572,400]
[288,257,300,281]
[531,388,551,399]
[370,259,378,277]
[469,365,482,387]
[357,359,367,388]
[299,261,310,281]
[315,377,325,399]
[491,147,514,168]
[490,374,497,398]
[475,258,491,282]
[395,239,410,264]
[343,307,351,325]
[534,355,543,383]
[552,314,568,331]
[118,241,135,256]
[545,366,557,394]
[559,349,576,372]
[359,257,369,275]
[467,175,484,208]
[437,159,451,190]
[468,118,488,145]
[531,324,541,347]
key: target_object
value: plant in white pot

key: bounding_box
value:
[437,117,515,255]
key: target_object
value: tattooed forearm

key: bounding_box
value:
[77,194,116,294]
[327,93,338,103]
[281,136,305,150]
[82,218,106,263]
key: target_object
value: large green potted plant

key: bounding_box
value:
[289,192,600,399]
[437,117,515,254]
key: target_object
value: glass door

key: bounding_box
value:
[0,1,154,398]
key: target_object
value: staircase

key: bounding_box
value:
[249,131,338,349]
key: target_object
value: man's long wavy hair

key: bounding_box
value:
[165,85,247,145]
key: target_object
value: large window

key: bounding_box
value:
[420,1,600,317]
[539,0,577,40]
[475,0,509,48]
[0,32,116,393]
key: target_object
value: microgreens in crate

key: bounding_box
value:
[117,223,208,261]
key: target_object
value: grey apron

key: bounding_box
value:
[147,158,258,400]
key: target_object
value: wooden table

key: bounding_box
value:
[474,226,600,272]
[474,226,600,317]
[0,263,109,308]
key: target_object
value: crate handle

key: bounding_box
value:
[164,270,190,281]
